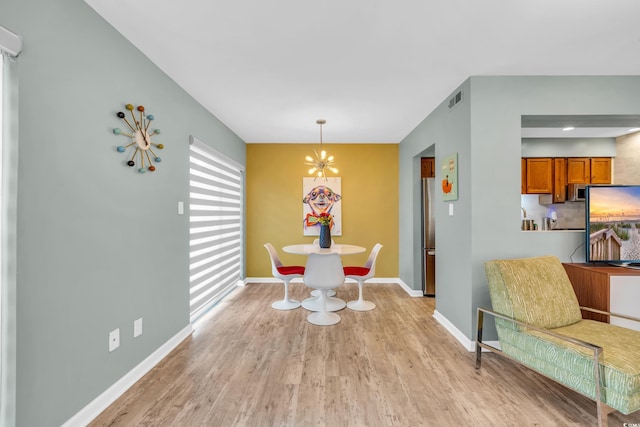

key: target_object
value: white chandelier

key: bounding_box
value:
[305,119,338,180]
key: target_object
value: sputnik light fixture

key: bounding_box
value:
[305,119,338,180]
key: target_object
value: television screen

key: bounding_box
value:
[586,185,640,266]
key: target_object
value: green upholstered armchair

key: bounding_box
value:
[476,255,640,427]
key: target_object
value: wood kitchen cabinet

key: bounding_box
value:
[553,158,566,203]
[567,157,611,184]
[590,157,612,184]
[567,158,590,184]
[521,156,611,196]
[421,157,435,178]
[521,158,526,194]
[524,158,553,194]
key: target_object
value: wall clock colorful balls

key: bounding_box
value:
[112,104,164,173]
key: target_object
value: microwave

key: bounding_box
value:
[567,183,586,202]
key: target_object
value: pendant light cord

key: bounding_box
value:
[317,119,326,150]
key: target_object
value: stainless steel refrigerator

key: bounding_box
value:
[422,177,436,296]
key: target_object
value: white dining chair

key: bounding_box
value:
[344,243,383,311]
[264,243,303,310]
[304,253,345,325]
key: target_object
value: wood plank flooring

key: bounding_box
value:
[90,283,640,426]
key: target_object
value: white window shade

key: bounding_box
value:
[189,136,244,322]
[0,26,22,57]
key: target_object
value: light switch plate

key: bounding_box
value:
[134,318,143,338]
[109,328,120,352]
[448,203,454,216]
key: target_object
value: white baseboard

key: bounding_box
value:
[62,324,193,427]
[244,277,304,284]
[392,278,424,297]
[433,310,475,351]
[432,310,500,352]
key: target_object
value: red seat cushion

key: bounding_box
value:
[343,266,370,277]
[277,265,305,275]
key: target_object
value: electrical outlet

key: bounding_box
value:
[134,318,143,338]
[109,328,120,352]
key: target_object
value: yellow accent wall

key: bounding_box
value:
[246,143,399,278]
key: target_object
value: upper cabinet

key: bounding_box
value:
[553,158,567,203]
[567,157,611,184]
[421,157,435,178]
[522,156,612,197]
[590,158,612,184]
[567,158,590,184]
[525,158,553,194]
[521,158,526,194]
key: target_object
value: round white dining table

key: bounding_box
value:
[282,243,366,256]
[283,244,366,315]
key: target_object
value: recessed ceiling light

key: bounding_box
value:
[562,126,575,131]
[628,127,640,133]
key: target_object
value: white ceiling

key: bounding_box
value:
[84,0,640,143]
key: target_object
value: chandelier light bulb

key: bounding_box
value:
[305,155,314,162]
[308,167,317,174]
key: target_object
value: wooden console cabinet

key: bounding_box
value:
[563,263,640,330]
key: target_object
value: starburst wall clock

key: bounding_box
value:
[112,104,164,173]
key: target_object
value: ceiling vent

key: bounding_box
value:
[448,90,463,109]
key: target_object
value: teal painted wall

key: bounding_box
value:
[399,76,640,343]
[399,78,473,338]
[4,0,245,425]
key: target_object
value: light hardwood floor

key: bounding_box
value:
[90,282,640,426]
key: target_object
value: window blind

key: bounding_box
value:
[189,137,244,322]
[0,26,22,57]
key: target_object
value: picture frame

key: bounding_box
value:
[302,177,342,236]
[441,153,458,201]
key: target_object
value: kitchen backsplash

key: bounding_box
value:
[521,194,586,230]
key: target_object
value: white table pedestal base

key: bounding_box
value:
[302,296,346,312]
